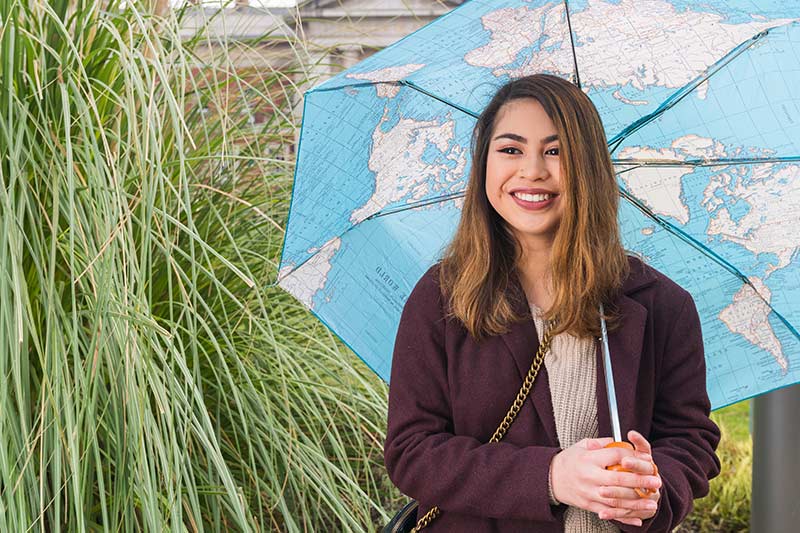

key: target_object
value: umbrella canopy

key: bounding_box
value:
[278,0,800,409]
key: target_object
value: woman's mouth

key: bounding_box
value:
[511,191,558,210]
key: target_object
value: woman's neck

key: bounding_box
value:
[517,246,554,312]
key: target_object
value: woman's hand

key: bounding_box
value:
[595,431,661,525]
[550,432,661,526]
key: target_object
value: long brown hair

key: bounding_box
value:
[439,74,629,340]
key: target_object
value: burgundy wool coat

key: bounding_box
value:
[384,256,721,532]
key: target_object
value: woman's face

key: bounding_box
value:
[485,98,564,252]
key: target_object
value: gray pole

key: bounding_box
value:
[751,384,800,533]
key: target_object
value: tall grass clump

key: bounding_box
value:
[0,0,391,530]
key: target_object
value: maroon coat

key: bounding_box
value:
[384,256,720,532]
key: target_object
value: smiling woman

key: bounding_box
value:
[383,74,720,532]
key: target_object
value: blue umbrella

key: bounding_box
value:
[277,0,800,409]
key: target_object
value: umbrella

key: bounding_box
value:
[277,0,800,409]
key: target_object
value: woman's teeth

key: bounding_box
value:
[513,192,553,202]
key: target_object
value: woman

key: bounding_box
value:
[384,74,720,532]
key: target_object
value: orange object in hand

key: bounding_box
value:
[604,441,658,498]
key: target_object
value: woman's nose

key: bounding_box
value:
[519,155,548,179]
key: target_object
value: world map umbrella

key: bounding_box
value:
[277,0,800,409]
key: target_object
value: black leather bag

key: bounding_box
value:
[381,499,418,533]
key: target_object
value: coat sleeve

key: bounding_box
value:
[383,267,562,522]
[619,292,721,532]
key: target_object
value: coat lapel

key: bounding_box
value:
[499,256,657,446]
[499,270,559,445]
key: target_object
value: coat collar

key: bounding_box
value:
[499,256,657,445]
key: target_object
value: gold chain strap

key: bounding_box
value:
[412,322,556,532]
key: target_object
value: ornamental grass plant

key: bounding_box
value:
[0,0,391,530]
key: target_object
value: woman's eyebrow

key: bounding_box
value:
[492,133,527,143]
[492,133,559,143]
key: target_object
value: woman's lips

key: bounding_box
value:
[510,192,558,210]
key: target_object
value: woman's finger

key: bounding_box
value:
[597,490,659,512]
[583,437,615,450]
[621,456,657,475]
[615,517,644,527]
[599,485,640,501]
[628,430,653,455]
[597,469,662,491]
[585,500,638,518]
[591,446,639,468]
[598,504,656,521]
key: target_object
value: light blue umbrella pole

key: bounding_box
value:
[751,384,800,532]
[599,303,622,442]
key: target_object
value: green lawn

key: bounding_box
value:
[679,401,751,532]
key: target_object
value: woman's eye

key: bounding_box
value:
[545,147,560,156]
[499,147,521,154]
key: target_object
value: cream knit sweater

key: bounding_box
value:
[531,304,620,533]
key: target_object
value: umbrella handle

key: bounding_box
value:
[603,441,659,498]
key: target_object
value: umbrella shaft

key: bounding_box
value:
[600,304,623,442]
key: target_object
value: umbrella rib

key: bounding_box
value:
[564,0,581,89]
[308,81,391,94]
[612,155,800,167]
[399,80,480,118]
[619,185,800,344]
[275,192,467,284]
[310,79,482,118]
[364,192,466,220]
[608,28,772,154]
[619,185,748,283]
